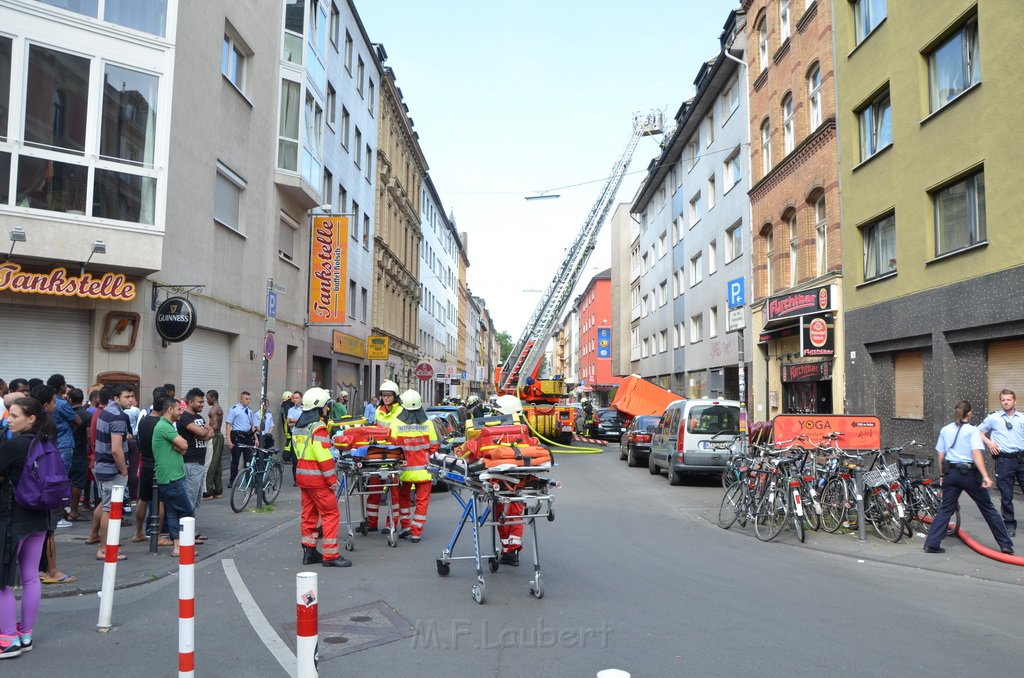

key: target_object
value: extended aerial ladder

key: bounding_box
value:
[497,111,664,406]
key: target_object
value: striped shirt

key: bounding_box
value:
[95,402,127,480]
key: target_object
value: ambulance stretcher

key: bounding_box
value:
[334,444,404,551]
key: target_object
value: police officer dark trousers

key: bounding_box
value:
[924,400,1014,555]
[978,389,1024,538]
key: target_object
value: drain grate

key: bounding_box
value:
[280,600,415,660]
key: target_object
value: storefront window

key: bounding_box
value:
[0,152,10,205]
[16,156,87,213]
[94,169,156,224]
[100,64,159,167]
[25,45,90,153]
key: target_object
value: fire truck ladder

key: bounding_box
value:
[499,111,664,392]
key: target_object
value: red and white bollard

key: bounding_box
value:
[178,517,196,677]
[96,484,125,632]
[296,571,319,678]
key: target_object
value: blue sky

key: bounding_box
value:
[356,0,742,337]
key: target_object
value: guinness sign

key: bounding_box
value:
[155,296,197,343]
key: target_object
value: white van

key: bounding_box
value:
[649,399,741,484]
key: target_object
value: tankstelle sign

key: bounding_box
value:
[308,215,348,325]
[0,263,136,301]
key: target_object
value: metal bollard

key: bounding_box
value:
[97,484,125,632]
[296,571,319,678]
[854,466,867,543]
[178,517,196,677]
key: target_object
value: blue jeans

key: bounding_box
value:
[158,477,194,540]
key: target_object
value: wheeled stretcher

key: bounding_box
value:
[429,452,557,604]
[335,444,404,551]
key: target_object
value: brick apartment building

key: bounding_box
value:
[743,0,844,420]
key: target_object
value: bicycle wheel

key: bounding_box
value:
[802,481,822,532]
[718,483,744,529]
[790,486,805,542]
[819,477,847,533]
[261,463,283,505]
[869,489,906,543]
[230,468,255,513]
[754,487,787,542]
[722,462,738,491]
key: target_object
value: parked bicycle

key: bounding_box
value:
[888,440,959,538]
[230,446,284,512]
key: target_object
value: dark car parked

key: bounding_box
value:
[619,415,661,467]
[590,408,627,441]
[426,406,467,435]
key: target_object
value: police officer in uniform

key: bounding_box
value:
[978,388,1024,537]
[923,400,1014,555]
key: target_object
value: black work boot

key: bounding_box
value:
[498,551,520,566]
[322,556,352,567]
[302,546,324,565]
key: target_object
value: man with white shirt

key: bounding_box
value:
[226,391,257,488]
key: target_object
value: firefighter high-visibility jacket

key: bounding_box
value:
[374,403,404,428]
[390,415,439,483]
[293,420,336,489]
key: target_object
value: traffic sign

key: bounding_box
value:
[727,307,746,332]
[263,332,275,360]
[415,362,434,381]
[727,277,745,309]
[267,290,278,318]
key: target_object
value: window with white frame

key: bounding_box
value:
[758,18,768,72]
[688,137,699,171]
[678,322,685,347]
[329,2,340,47]
[368,79,375,115]
[690,252,703,287]
[726,221,743,261]
[709,306,718,338]
[929,16,980,113]
[631,327,640,349]
[357,56,365,96]
[788,214,798,286]
[641,252,650,274]
[221,32,248,93]
[658,330,668,353]
[630,245,640,270]
[934,170,986,255]
[676,216,685,242]
[782,94,794,154]
[780,0,791,41]
[340,105,350,149]
[761,119,772,175]
[765,228,775,295]
[859,89,892,160]
[642,294,649,318]
[707,175,716,210]
[354,127,362,167]
[279,213,298,260]
[862,212,895,279]
[725,77,740,117]
[326,82,336,126]
[344,30,353,72]
[365,144,372,181]
[322,168,332,209]
[708,240,717,275]
[815,197,827,276]
[659,281,667,307]
[690,313,704,343]
[642,337,649,358]
[808,64,822,129]
[689,192,701,225]
[658,232,667,258]
[854,0,887,44]
[672,270,679,298]
[214,162,246,232]
[724,149,741,190]
[705,112,714,147]
[631,286,640,309]
[673,324,680,348]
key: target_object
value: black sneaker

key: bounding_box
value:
[322,557,352,568]
[397,529,412,540]
[498,552,520,566]
[1001,547,1015,555]
[922,546,945,554]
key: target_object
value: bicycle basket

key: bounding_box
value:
[862,464,898,488]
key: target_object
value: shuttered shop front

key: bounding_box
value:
[0,306,92,387]
[181,328,231,405]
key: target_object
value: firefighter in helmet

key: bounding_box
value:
[390,389,439,542]
[364,380,403,532]
[293,387,351,567]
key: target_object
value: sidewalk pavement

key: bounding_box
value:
[41,483,303,599]
[701,489,1024,588]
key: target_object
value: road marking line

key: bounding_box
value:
[222,558,296,678]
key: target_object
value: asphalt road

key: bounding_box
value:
[20,444,1023,677]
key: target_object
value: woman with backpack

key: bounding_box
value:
[0,397,58,659]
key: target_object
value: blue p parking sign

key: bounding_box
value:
[727,277,745,309]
